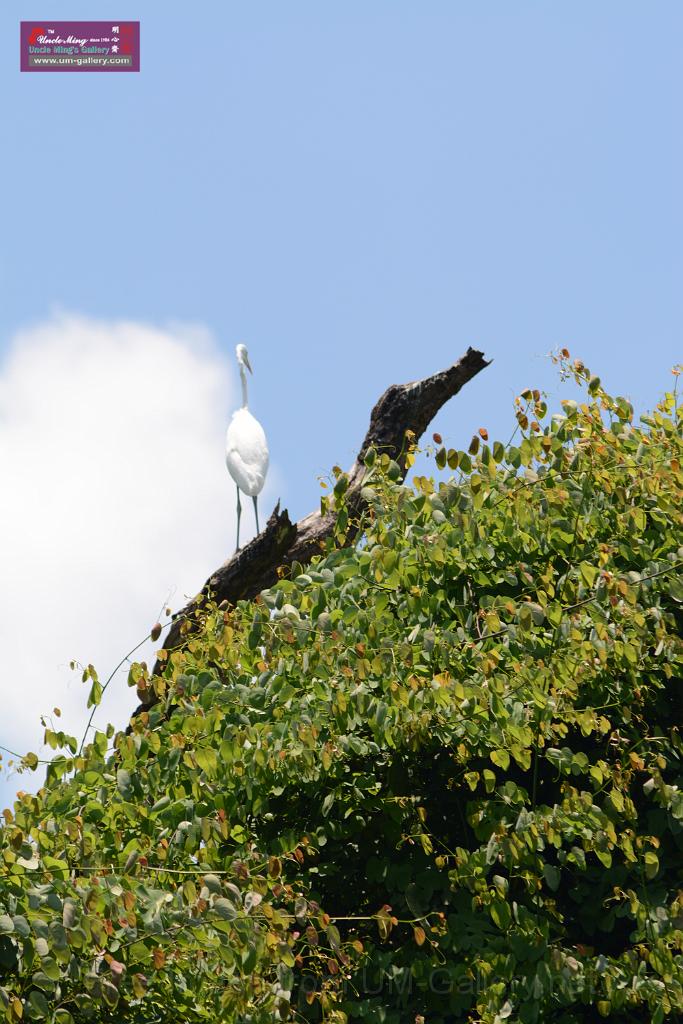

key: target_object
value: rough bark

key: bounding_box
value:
[131,347,490,720]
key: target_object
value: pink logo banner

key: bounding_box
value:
[21,21,140,72]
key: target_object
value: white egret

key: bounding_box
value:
[226,344,269,552]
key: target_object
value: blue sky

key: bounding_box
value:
[0,2,681,805]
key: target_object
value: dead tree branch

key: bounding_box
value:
[132,347,490,719]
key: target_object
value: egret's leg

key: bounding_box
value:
[235,485,242,552]
[253,495,260,535]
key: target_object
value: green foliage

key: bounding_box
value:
[1,355,682,1023]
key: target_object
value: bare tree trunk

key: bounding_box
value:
[131,348,489,720]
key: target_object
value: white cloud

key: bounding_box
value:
[0,313,266,805]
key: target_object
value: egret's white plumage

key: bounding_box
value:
[226,409,268,496]
[226,344,269,550]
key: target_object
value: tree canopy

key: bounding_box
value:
[1,354,682,1023]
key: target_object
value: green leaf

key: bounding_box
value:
[543,864,561,891]
[11,917,30,938]
[531,603,546,625]
[546,602,563,627]
[214,898,238,921]
[322,792,335,817]
[490,899,511,931]
[518,604,533,631]
[195,747,218,775]
[40,959,60,982]
[595,848,612,868]
[101,980,119,1007]
[62,900,78,929]
[644,850,659,879]
[248,622,262,649]
[631,507,646,531]
[116,769,133,798]
[490,749,510,771]
[579,562,598,588]
[28,991,49,1019]
[87,678,103,708]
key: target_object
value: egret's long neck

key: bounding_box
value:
[239,365,249,409]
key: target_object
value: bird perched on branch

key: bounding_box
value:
[226,344,269,551]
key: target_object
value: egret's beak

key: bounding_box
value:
[244,353,253,374]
